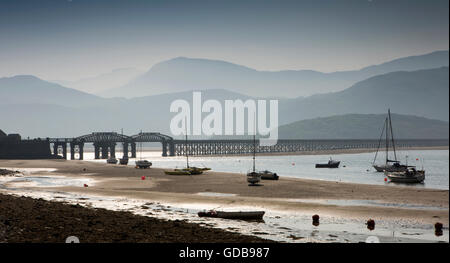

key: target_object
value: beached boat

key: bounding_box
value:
[372,109,413,172]
[198,210,265,221]
[135,131,152,169]
[136,159,152,169]
[315,158,340,168]
[164,167,203,175]
[386,167,425,183]
[260,170,279,180]
[164,121,206,175]
[106,158,118,164]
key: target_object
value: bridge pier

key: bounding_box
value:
[162,141,168,157]
[70,142,84,160]
[53,142,67,159]
[131,142,136,158]
[123,142,129,158]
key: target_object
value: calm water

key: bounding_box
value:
[80,149,449,190]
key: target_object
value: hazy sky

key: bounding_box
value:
[0,0,448,80]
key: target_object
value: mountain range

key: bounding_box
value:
[99,50,449,98]
[52,68,143,95]
[1,52,449,139]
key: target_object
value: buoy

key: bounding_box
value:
[367,219,375,230]
[83,184,88,187]
[435,222,443,236]
[384,178,388,182]
[312,214,320,226]
[141,176,146,180]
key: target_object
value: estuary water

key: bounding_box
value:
[80,149,449,190]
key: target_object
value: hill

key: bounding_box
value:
[100,50,449,98]
[279,67,449,123]
[278,114,449,139]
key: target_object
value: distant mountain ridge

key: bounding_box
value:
[278,113,449,139]
[101,50,449,98]
[0,66,448,138]
[53,68,143,95]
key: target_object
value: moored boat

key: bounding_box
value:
[135,160,152,169]
[386,167,425,183]
[164,167,203,175]
[119,157,129,165]
[260,170,279,180]
[106,157,118,164]
[315,158,340,168]
[198,210,265,221]
[247,171,261,185]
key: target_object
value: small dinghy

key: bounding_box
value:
[198,210,265,221]
[119,157,129,165]
[247,171,261,185]
[260,170,279,180]
[135,160,152,169]
[315,158,340,168]
[106,158,118,164]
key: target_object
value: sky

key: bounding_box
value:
[0,0,448,81]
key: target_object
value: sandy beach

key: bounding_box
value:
[0,153,448,242]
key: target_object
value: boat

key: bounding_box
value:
[372,109,413,172]
[260,170,279,180]
[106,157,118,164]
[247,122,261,185]
[198,210,265,221]
[136,159,152,169]
[135,131,152,169]
[386,167,425,183]
[164,167,203,175]
[164,120,204,175]
[119,157,129,165]
[315,158,340,168]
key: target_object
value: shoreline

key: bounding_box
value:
[0,193,271,243]
[1,158,448,242]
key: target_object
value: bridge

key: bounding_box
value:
[47,132,449,160]
[172,139,449,156]
[49,132,175,160]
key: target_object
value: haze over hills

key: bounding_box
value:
[1,64,448,138]
[278,114,449,139]
[52,68,143,95]
[0,75,107,108]
[278,67,449,124]
[99,50,449,98]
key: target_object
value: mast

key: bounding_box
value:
[372,118,386,165]
[252,113,256,173]
[388,109,397,161]
[185,117,189,168]
[385,117,389,165]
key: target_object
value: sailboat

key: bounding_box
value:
[164,120,206,175]
[247,120,262,185]
[135,131,152,169]
[373,109,410,173]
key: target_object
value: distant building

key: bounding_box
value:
[0,129,56,159]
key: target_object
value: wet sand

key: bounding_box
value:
[0,194,271,243]
[1,159,448,226]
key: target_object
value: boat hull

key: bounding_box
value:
[386,171,425,183]
[198,211,265,220]
[260,172,279,180]
[315,161,340,168]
